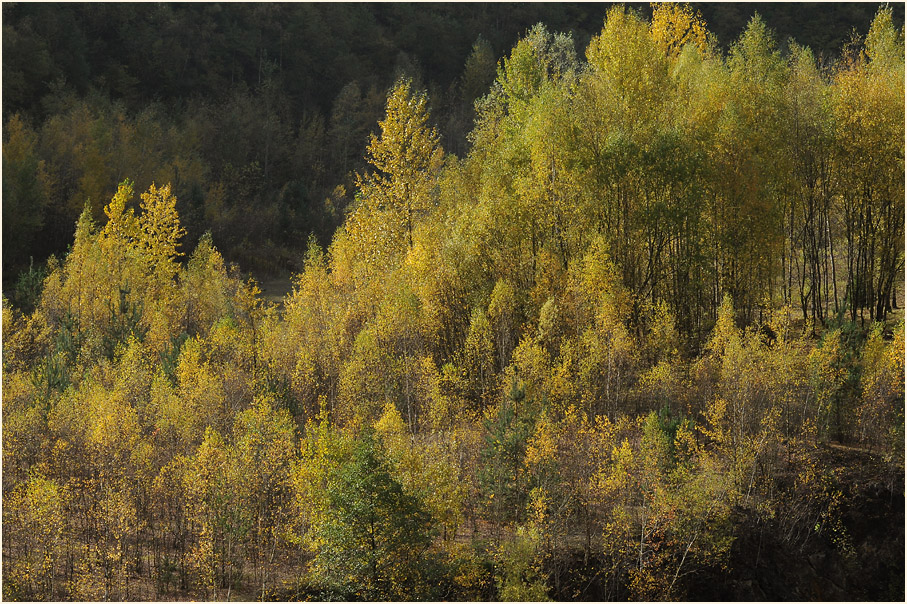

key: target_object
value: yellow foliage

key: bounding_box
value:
[464,307,496,402]
[101,180,139,247]
[511,334,550,404]
[700,396,729,446]
[638,358,684,408]
[5,474,67,598]
[2,302,52,373]
[172,336,228,441]
[808,328,846,439]
[291,406,352,550]
[182,232,231,335]
[375,401,407,450]
[586,5,671,137]
[647,300,680,361]
[649,2,710,59]
[347,78,444,268]
[137,182,186,281]
[857,322,905,453]
[525,414,556,468]
[488,278,520,362]
[86,386,140,469]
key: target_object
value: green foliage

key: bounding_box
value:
[312,431,436,600]
[479,381,539,528]
[495,526,550,601]
[12,258,47,315]
[101,284,147,360]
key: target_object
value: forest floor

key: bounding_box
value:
[55,440,900,602]
[690,441,904,601]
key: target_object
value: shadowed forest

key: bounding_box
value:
[2,3,905,601]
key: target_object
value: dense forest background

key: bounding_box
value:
[3,3,905,602]
[3,2,904,280]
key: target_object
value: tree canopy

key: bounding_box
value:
[2,4,904,602]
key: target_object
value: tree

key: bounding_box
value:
[180,232,231,337]
[576,5,712,329]
[3,474,67,600]
[311,431,435,600]
[488,278,520,370]
[2,114,51,276]
[479,380,537,533]
[459,35,498,138]
[856,322,905,457]
[375,402,467,545]
[461,35,497,104]
[462,307,496,405]
[495,525,550,601]
[348,78,444,266]
[781,42,836,324]
[711,14,788,322]
[183,427,242,599]
[229,397,297,598]
[649,2,710,61]
[833,6,905,323]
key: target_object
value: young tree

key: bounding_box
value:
[856,322,904,456]
[348,78,444,265]
[462,307,496,405]
[229,397,297,598]
[311,431,435,600]
[3,474,67,600]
